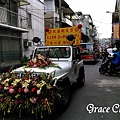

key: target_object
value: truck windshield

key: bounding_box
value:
[34,47,70,58]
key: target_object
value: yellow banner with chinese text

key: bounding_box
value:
[45,26,81,46]
[113,23,120,40]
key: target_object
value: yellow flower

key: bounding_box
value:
[41,80,46,84]
[36,83,40,88]
[46,84,51,89]
[4,83,9,87]
[33,58,37,63]
[2,78,10,84]
[22,82,29,88]
[39,80,46,89]
[11,79,21,86]
[24,78,31,83]
[38,54,44,59]
[7,108,10,113]
[32,109,34,114]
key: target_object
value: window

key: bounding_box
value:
[34,47,70,58]
[27,13,32,28]
[0,0,7,6]
[0,28,21,66]
[55,6,58,14]
[80,44,94,55]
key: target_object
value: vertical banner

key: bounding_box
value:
[112,23,120,40]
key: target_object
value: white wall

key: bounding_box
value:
[44,0,55,12]
[20,0,45,58]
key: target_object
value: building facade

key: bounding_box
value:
[44,0,75,28]
[0,0,98,72]
[0,0,45,71]
[44,0,97,43]
[112,0,120,49]
[72,12,97,43]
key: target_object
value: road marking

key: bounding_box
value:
[93,79,120,88]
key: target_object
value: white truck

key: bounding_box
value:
[13,45,85,110]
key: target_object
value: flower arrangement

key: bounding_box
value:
[26,54,61,69]
[0,70,62,120]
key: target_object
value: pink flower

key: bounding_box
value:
[33,63,37,68]
[8,98,11,102]
[32,81,35,84]
[9,88,15,94]
[20,100,23,103]
[15,100,19,104]
[41,99,45,105]
[31,98,36,104]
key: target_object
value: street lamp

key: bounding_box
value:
[106,11,113,14]
[106,10,119,23]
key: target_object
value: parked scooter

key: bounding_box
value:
[99,58,120,76]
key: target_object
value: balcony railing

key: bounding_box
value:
[0,6,28,29]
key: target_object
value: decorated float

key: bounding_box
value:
[0,25,85,120]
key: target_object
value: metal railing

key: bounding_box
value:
[0,6,28,29]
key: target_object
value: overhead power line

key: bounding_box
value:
[93,20,112,24]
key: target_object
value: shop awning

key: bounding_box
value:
[0,23,29,32]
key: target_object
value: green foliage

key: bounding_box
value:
[20,55,30,65]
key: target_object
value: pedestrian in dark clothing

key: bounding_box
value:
[102,48,109,62]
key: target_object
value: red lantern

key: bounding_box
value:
[45,27,49,32]
[78,24,82,29]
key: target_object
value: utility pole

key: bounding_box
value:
[59,0,62,28]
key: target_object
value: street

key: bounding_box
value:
[55,59,120,120]
[1,59,120,120]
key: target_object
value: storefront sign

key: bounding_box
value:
[45,26,81,46]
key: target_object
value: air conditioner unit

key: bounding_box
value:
[23,39,31,48]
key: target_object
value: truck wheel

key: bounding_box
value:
[77,68,85,87]
[56,81,70,111]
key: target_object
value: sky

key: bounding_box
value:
[65,0,116,38]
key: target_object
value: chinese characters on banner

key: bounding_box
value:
[112,23,120,40]
[45,26,81,46]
